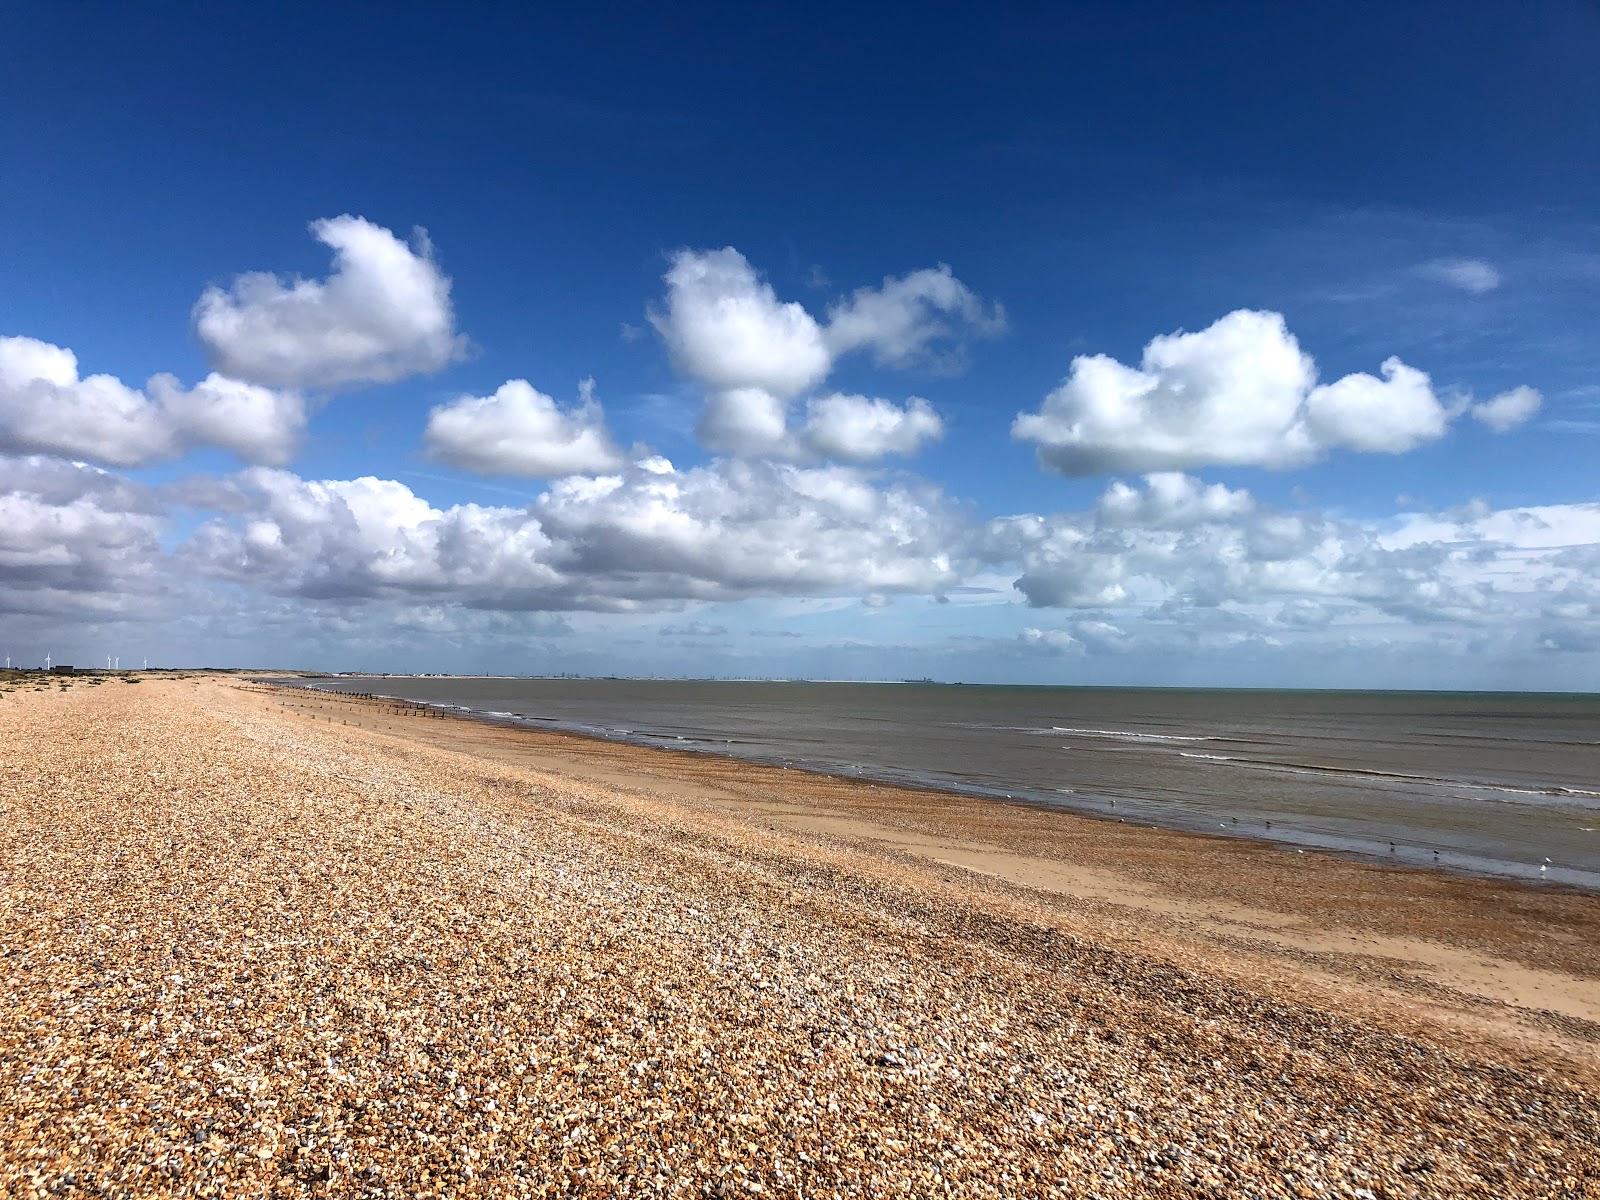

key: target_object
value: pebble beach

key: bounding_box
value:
[2,674,1598,1198]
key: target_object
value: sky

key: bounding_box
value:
[2,2,1598,687]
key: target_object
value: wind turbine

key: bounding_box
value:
[114,656,119,670]
[143,657,148,671]
[45,653,51,670]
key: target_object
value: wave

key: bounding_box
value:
[1178,751,1600,806]
[1046,726,1219,744]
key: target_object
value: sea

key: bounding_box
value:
[284,677,1600,891]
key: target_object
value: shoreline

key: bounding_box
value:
[271,676,1600,897]
[256,680,1600,1049]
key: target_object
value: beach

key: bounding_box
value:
[2,674,1597,1197]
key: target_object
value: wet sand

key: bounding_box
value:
[3,674,1598,1197]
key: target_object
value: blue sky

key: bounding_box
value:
[2,2,1598,686]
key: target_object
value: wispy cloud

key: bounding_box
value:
[1420,258,1501,294]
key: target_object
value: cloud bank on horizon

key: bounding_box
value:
[0,215,1591,687]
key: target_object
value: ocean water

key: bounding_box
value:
[289,678,1600,890]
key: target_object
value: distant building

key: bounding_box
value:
[51,665,75,674]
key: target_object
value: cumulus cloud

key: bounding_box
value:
[824,265,1005,370]
[0,455,170,617]
[696,387,795,457]
[650,248,831,400]
[988,474,1600,659]
[1470,385,1543,433]
[1422,258,1501,294]
[1020,627,1082,655]
[997,483,1401,613]
[696,389,948,464]
[1021,621,1130,656]
[1095,472,1253,528]
[147,374,306,464]
[1072,619,1130,651]
[1012,309,1478,476]
[1301,357,1448,453]
[536,458,966,605]
[801,394,943,462]
[424,378,627,477]
[9,446,1596,672]
[0,335,304,467]
[169,454,1600,660]
[181,457,968,610]
[651,248,995,459]
[193,215,468,390]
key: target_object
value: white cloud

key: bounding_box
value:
[801,394,943,462]
[193,215,468,390]
[1095,472,1253,528]
[1470,385,1542,433]
[0,335,303,467]
[424,378,627,477]
[650,248,831,399]
[1021,621,1128,656]
[1012,309,1473,476]
[180,469,553,604]
[1301,357,1448,453]
[652,248,994,457]
[1383,498,1600,553]
[0,336,168,465]
[824,265,1005,369]
[181,457,968,610]
[1020,627,1082,655]
[0,455,170,617]
[172,458,1600,660]
[696,388,795,457]
[989,474,1600,660]
[698,390,947,463]
[1013,310,1316,476]
[535,458,966,604]
[1422,258,1501,294]
[1073,619,1130,651]
[5,444,1594,677]
[147,373,306,464]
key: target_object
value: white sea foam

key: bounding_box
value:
[1048,726,1216,743]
